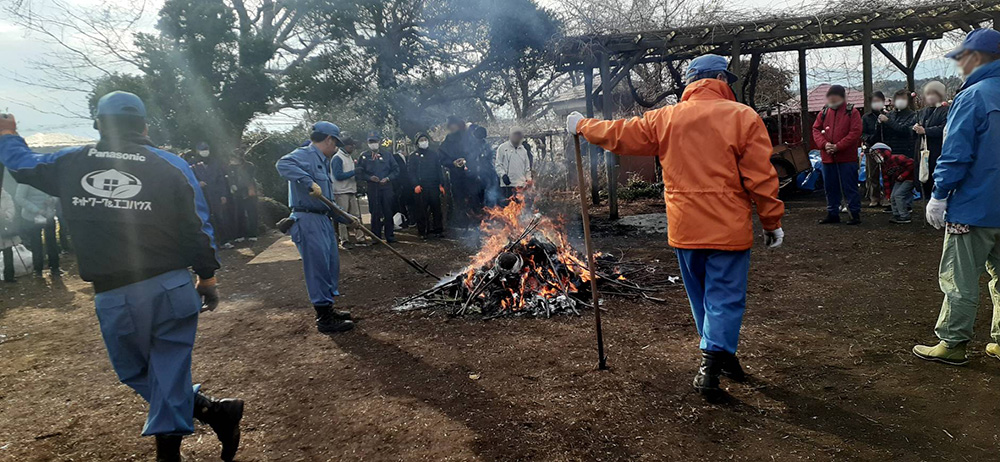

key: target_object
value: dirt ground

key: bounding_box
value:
[3,193,1000,462]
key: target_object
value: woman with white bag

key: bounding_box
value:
[913,81,950,200]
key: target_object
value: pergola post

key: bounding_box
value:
[731,38,743,102]
[905,40,916,92]
[995,13,1000,30]
[798,49,809,149]
[600,52,619,220]
[583,59,600,205]
[862,28,874,115]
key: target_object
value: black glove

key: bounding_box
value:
[197,278,220,312]
[502,174,511,186]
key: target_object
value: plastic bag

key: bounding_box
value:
[0,244,33,277]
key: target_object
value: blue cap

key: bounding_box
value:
[96,91,146,118]
[685,54,738,84]
[871,142,891,152]
[946,28,1000,59]
[196,142,209,151]
[366,131,381,141]
[311,121,342,141]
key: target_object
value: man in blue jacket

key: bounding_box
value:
[914,29,1000,366]
[0,92,243,462]
[276,122,357,334]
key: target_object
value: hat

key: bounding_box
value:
[871,142,891,152]
[195,142,209,151]
[826,85,847,99]
[946,28,1000,59]
[685,54,738,84]
[366,131,381,142]
[312,121,342,141]
[923,80,947,98]
[96,91,146,118]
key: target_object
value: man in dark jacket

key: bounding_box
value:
[227,151,258,242]
[880,89,917,158]
[191,142,234,247]
[862,91,887,206]
[914,81,950,198]
[409,132,445,238]
[357,132,399,242]
[812,84,863,224]
[439,116,479,229]
[0,93,242,462]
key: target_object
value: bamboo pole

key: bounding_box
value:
[573,134,607,370]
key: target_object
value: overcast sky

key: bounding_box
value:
[0,0,962,139]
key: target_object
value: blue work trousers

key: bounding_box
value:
[822,161,861,217]
[94,269,201,436]
[675,249,751,354]
[291,212,340,306]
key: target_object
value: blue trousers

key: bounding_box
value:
[675,249,751,354]
[822,162,861,216]
[94,269,201,436]
[368,184,395,240]
[291,212,340,306]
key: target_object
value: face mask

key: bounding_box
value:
[197,150,210,158]
[894,99,908,110]
[827,102,842,110]
[924,95,941,106]
[871,101,885,111]
[368,143,380,151]
[418,141,429,149]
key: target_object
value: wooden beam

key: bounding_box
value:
[874,43,908,72]
[863,28,874,116]
[583,61,600,205]
[600,53,619,220]
[731,38,744,102]
[798,49,810,151]
[909,39,928,72]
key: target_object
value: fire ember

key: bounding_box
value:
[395,194,677,318]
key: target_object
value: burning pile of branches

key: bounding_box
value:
[395,196,677,318]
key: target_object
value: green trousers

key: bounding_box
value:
[935,227,1000,347]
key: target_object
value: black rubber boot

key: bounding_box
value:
[315,305,355,334]
[846,213,862,225]
[719,352,748,383]
[693,350,722,397]
[194,392,244,462]
[155,435,183,462]
[315,304,352,320]
[818,215,841,224]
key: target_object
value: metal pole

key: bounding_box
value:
[600,53,619,220]
[574,134,607,370]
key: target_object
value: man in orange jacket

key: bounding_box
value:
[567,54,785,398]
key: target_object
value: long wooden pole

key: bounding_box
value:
[574,134,607,370]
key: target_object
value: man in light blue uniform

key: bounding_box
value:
[276,121,357,333]
[0,92,243,462]
[915,29,1000,366]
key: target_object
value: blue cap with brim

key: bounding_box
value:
[366,131,382,141]
[96,91,146,118]
[312,121,342,141]
[946,28,1000,59]
[685,54,739,84]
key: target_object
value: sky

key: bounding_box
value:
[0,0,964,139]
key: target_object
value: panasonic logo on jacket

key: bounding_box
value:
[86,148,146,162]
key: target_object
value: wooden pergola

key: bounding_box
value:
[557,0,1000,218]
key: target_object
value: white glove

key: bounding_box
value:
[764,228,784,248]
[567,111,584,135]
[926,197,948,230]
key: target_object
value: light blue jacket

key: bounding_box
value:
[933,60,1000,227]
[275,144,349,221]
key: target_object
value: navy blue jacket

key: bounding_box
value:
[356,149,399,189]
[0,134,219,291]
[933,60,1000,227]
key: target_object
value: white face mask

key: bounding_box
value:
[924,95,941,106]
[894,99,908,110]
[418,141,429,149]
[197,150,210,158]
[368,142,380,151]
[827,101,842,110]
[871,101,885,111]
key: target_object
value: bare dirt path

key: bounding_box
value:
[2,195,999,461]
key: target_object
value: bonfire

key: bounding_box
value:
[395,193,675,318]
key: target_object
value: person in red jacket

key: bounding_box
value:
[872,143,915,224]
[813,84,863,225]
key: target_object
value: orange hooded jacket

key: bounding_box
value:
[577,78,784,251]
